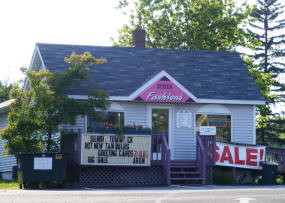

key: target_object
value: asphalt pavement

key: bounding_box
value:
[1,185,285,203]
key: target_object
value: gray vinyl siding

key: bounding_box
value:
[230,105,255,144]
[172,104,255,160]
[0,112,16,173]
[0,113,8,132]
[173,105,196,160]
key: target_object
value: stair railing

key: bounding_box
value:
[161,131,171,185]
[266,146,285,174]
[196,134,206,184]
[151,131,171,185]
[196,132,216,184]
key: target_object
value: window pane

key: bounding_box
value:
[196,114,231,142]
[87,112,125,132]
[152,109,169,134]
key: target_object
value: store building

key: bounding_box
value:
[26,28,265,185]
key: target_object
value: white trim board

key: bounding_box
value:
[68,94,265,105]
[253,105,256,145]
[24,45,47,90]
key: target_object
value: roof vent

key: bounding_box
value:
[132,26,146,48]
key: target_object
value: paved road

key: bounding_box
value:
[1,185,285,203]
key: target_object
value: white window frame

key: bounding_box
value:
[194,112,233,144]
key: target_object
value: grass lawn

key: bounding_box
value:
[0,180,19,190]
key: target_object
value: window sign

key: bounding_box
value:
[81,134,151,166]
[176,110,192,128]
[200,126,216,135]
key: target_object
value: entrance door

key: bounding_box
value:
[148,105,173,160]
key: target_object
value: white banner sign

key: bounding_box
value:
[200,126,216,135]
[81,134,151,166]
[216,142,266,170]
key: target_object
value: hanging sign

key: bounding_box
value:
[134,76,194,103]
[216,142,266,170]
[176,110,192,128]
[81,134,151,166]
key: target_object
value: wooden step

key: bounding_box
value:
[170,160,197,166]
[170,165,199,169]
[170,177,203,181]
[170,171,200,175]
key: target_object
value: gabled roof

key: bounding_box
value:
[35,43,265,104]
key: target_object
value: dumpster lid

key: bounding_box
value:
[262,161,279,166]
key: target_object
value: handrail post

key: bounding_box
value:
[196,132,206,184]
[166,148,171,185]
[202,147,206,184]
[212,135,216,165]
[160,131,170,185]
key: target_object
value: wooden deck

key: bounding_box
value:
[68,131,285,186]
[266,146,285,174]
[154,132,285,185]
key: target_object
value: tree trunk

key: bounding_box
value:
[47,128,52,152]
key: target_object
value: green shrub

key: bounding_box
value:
[213,167,235,185]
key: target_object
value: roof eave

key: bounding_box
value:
[0,99,14,114]
[68,94,265,105]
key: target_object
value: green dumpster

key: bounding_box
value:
[262,161,278,185]
[17,153,69,189]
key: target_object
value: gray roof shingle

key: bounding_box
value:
[37,43,265,101]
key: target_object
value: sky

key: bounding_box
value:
[0,0,129,84]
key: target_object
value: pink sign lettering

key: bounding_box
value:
[134,77,194,103]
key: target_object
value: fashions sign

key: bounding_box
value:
[135,77,194,103]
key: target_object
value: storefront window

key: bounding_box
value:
[87,112,125,132]
[196,114,231,142]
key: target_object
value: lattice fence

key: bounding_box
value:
[206,165,213,184]
[79,166,165,186]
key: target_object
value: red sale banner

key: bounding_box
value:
[216,142,266,170]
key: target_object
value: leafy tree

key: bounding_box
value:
[0,52,109,154]
[247,0,285,100]
[257,116,285,146]
[114,0,256,51]
[246,59,279,145]
[0,82,13,103]
[243,57,275,125]
[247,0,285,145]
